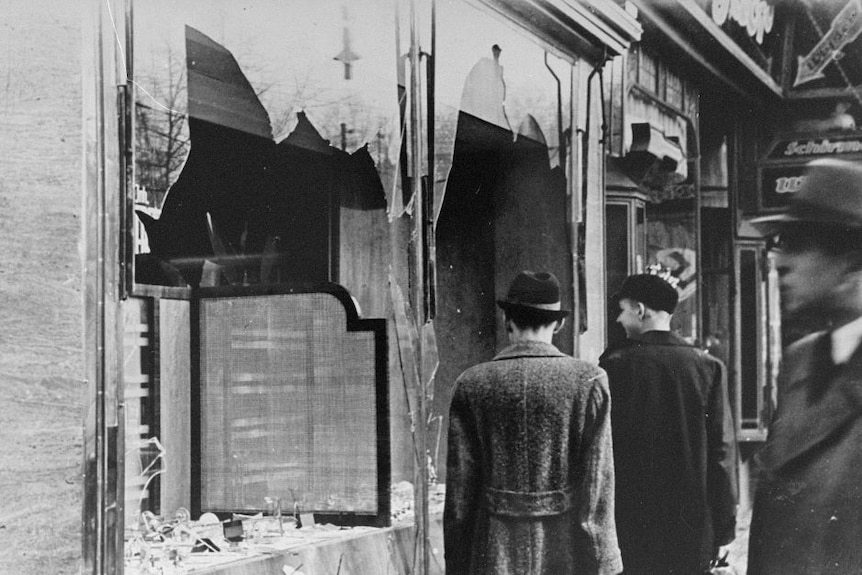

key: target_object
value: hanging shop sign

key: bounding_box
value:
[759,164,808,210]
[794,0,862,87]
[788,0,862,92]
[758,131,862,210]
[765,132,862,160]
[684,0,783,82]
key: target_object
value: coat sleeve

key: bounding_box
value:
[705,357,739,546]
[574,371,623,575]
[444,381,481,575]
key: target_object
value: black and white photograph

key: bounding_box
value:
[3,0,862,573]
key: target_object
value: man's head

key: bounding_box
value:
[752,159,862,324]
[497,270,569,337]
[613,273,679,337]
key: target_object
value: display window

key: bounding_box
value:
[83,0,639,572]
[122,2,412,572]
[431,0,580,435]
[132,0,402,293]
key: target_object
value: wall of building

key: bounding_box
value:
[0,1,84,573]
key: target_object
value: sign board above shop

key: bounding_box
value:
[758,131,862,211]
[691,0,783,78]
[759,164,807,210]
[793,0,862,88]
[708,0,775,44]
[637,0,862,101]
[765,132,862,160]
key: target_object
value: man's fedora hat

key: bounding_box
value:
[751,158,862,233]
[497,270,570,320]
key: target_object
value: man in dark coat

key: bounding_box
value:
[445,270,622,575]
[747,158,862,574]
[599,273,738,574]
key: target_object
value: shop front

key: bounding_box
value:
[602,0,785,513]
[82,0,639,572]
[605,0,862,513]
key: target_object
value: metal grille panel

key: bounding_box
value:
[198,292,381,517]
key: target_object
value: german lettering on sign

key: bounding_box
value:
[760,165,807,209]
[765,133,862,160]
[794,0,862,87]
[783,138,862,156]
[710,0,775,44]
[773,175,806,195]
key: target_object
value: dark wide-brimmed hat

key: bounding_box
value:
[613,273,679,314]
[497,270,570,320]
[751,158,862,234]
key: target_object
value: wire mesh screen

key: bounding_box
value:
[198,292,384,520]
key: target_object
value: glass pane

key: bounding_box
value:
[434,0,575,359]
[665,68,682,109]
[431,0,575,480]
[606,203,630,348]
[434,3,573,219]
[606,203,630,296]
[647,202,698,342]
[635,205,646,271]
[739,248,759,428]
[133,0,401,289]
[639,49,657,94]
[701,207,731,367]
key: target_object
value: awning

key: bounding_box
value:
[628,122,688,182]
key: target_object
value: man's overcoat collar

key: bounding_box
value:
[758,330,862,472]
[624,330,693,348]
[492,340,566,361]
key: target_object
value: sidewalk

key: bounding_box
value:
[725,506,752,574]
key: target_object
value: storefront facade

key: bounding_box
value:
[82,0,639,572]
[605,0,862,509]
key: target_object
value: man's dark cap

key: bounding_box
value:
[751,158,862,235]
[497,270,570,320]
[614,273,679,314]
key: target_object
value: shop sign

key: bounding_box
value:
[710,0,775,44]
[759,165,807,209]
[794,0,862,87]
[765,133,862,160]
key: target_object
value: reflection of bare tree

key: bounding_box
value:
[135,45,189,208]
[256,58,390,152]
[135,37,400,206]
[267,67,321,140]
[309,96,395,165]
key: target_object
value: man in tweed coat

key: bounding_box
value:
[444,270,622,575]
[600,273,738,574]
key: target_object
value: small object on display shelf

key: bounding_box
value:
[298,510,316,529]
[705,550,737,575]
[191,537,222,553]
[223,519,245,542]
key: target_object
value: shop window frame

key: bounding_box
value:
[733,240,772,441]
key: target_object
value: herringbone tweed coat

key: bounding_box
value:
[444,340,622,575]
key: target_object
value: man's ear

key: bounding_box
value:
[554,317,566,334]
[836,264,862,300]
[637,302,647,319]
